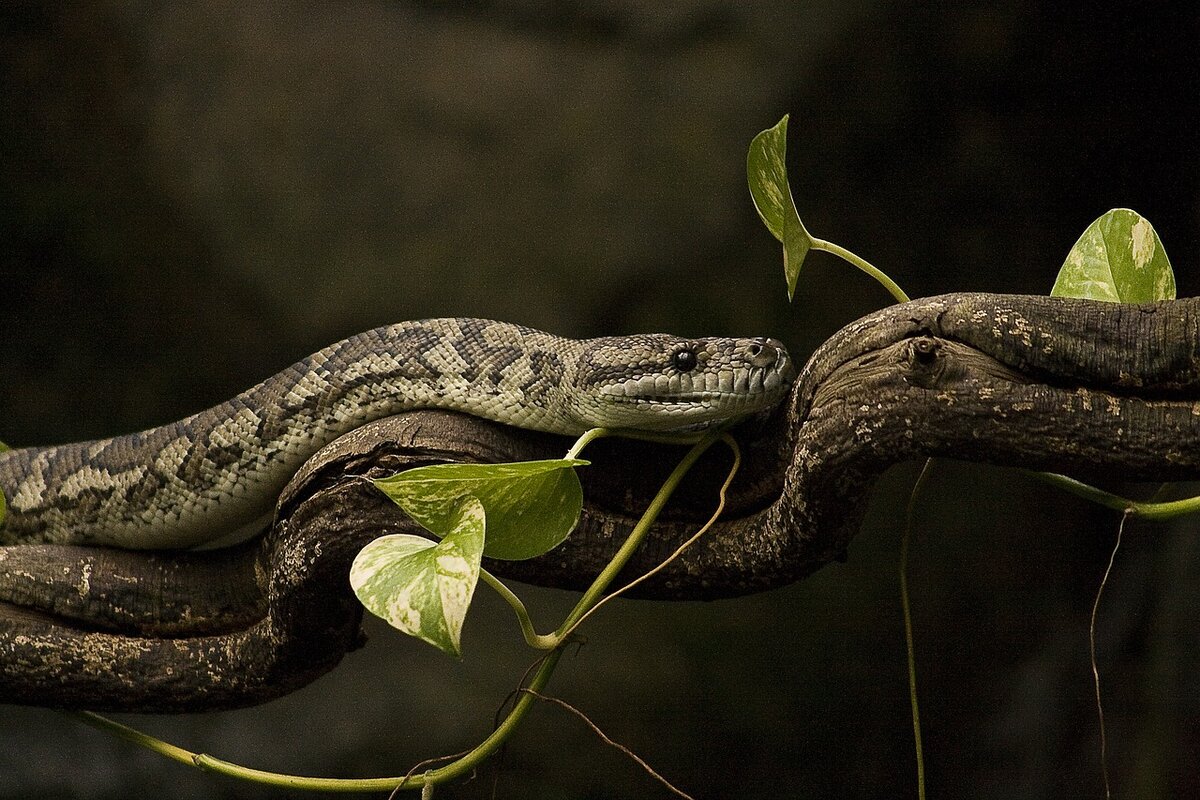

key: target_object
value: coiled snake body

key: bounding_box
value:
[0,318,793,550]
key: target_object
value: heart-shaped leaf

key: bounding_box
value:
[748,114,814,300]
[1051,208,1175,302]
[350,496,485,657]
[374,459,587,560]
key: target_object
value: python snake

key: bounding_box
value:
[0,318,793,550]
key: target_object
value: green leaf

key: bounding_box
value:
[0,440,9,453]
[1051,208,1175,302]
[747,114,814,300]
[374,459,587,561]
[350,496,485,657]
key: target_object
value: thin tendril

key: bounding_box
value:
[901,458,935,800]
[557,433,740,641]
[1091,508,1130,800]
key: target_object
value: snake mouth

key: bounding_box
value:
[604,391,761,406]
[598,364,790,409]
[591,380,789,432]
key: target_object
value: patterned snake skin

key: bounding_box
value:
[0,318,793,549]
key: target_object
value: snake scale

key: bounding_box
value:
[0,318,793,550]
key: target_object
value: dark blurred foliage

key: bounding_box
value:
[1,2,1198,798]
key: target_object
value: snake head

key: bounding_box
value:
[571,333,795,431]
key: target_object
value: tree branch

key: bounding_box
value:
[3,293,1199,710]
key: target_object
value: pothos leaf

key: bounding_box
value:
[374,458,587,560]
[350,496,485,657]
[1051,208,1175,302]
[747,114,814,300]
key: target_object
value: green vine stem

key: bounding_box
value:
[563,426,708,462]
[70,711,204,767]
[557,432,739,642]
[548,428,725,645]
[564,427,611,460]
[1030,471,1200,519]
[72,427,727,792]
[484,426,728,650]
[74,649,564,793]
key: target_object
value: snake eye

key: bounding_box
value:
[748,343,762,357]
[671,347,698,373]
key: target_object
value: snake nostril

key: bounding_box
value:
[749,340,778,368]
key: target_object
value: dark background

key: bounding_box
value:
[2,2,1198,798]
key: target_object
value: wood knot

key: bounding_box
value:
[911,336,939,364]
[904,335,946,388]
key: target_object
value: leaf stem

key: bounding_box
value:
[479,568,557,649]
[811,238,910,304]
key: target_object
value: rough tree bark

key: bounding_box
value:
[2,293,1199,711]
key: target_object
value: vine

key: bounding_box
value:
[73,424,739,795]
[63,115,1192,797]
